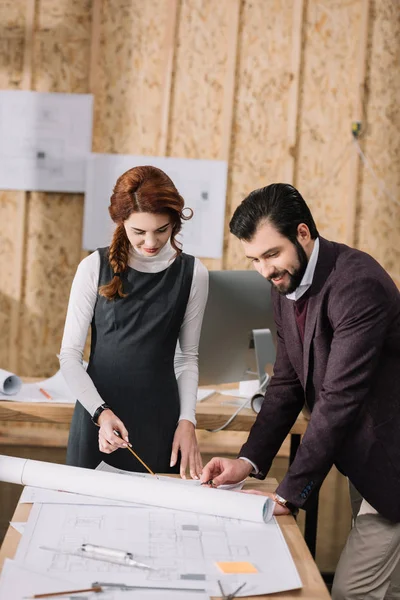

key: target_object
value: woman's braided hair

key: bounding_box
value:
[99,165,192,300]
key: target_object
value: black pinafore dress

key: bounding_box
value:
[66,247,195,474]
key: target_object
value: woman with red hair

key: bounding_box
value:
[60,166,208,479]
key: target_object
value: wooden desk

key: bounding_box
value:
[0,390,309,439]
[0,387,309,470]
[0,478,329,600]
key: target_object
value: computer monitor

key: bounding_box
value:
[198,270,276,385]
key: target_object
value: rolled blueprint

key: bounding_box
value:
[0,369,22,395]
[0,455,274,524]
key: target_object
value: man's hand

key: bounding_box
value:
[200,457,253,487]
[170,420,203,479]
[240,489,291,515]
[98,409,130,454]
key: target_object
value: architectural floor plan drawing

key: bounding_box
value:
[0,559,209,600]
[14,502,302,597]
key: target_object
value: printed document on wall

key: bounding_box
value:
[83,154,228,258]
[0,91,93,192]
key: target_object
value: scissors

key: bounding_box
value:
[217,579,246,599]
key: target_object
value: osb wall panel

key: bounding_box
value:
[0,193,24,368]
[0,0,27,370]
[18,0,92,376]
[295,0,363,243]
[168,0,231,160]
[92,0,171,154]
[224,0,295,270]
[357,0,400,287]
[168,0,233,269]
[18,195,85,374]
[32,0,92,93]
[0,0,26,89]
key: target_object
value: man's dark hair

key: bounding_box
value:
[229,183,319,243]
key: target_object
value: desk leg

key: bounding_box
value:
[289,433,319,559]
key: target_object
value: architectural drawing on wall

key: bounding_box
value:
[0,91,93,192]
[14,502,301,597]
[83,153,228,258]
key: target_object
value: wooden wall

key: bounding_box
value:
[0,0,399,375]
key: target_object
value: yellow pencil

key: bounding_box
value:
[113,430,156,476]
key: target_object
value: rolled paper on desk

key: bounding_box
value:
[0,368,22,395]
[250,393,264,414]
[0,455,274,524]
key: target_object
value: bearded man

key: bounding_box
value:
[201,183,400,600]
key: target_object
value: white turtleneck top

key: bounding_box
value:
[59,242,209,426]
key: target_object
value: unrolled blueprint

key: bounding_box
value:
[19,486,132,506]
[0,559,210,600]
[14,502,301,597]
[0,90,93,192]
[1,456,302,596]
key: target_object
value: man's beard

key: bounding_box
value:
[268,241,309,295]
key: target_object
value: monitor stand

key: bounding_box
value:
[250,328,276,413]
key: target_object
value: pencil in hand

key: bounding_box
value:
[112,430,156,476]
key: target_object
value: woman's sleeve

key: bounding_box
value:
[59,251,105,417]
[174,259,209,425]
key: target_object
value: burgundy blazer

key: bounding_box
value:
[240,237,400,522]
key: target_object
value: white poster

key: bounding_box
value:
[0,90,93,192]
[83,153,228,258]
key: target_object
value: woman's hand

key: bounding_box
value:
[97,409,130,454]
[170,420,203,479]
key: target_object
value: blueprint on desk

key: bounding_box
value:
[12,501,302,597]
[0,559,210,600]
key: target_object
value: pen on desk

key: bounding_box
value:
[40,545,154,570]
[81,543,154,570]
[112,429,156,476]
[25,585,103,598]
[201,479,216,487]
[39,387,52,400]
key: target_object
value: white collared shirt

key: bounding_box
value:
[285,237,320,301]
